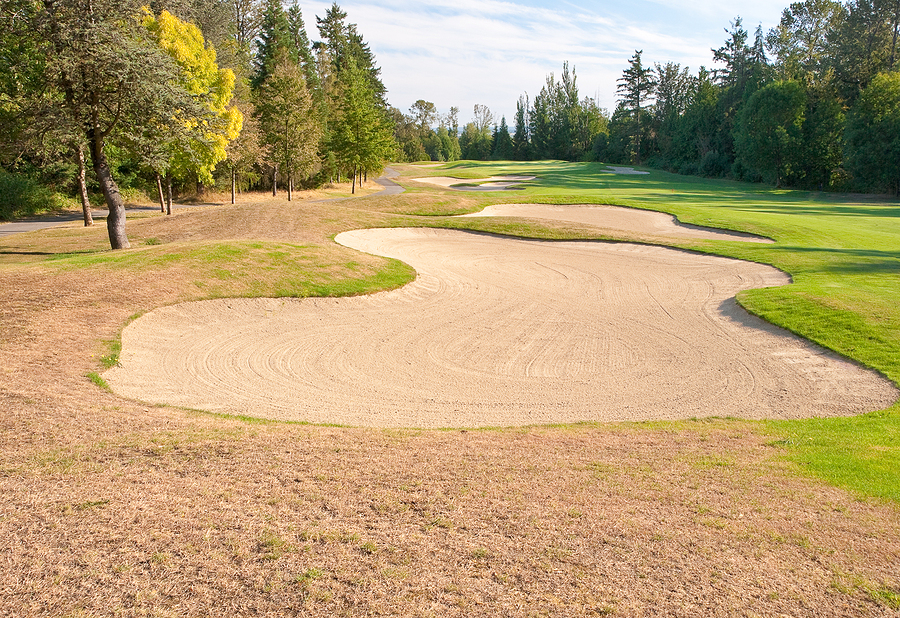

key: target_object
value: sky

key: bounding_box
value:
[297,0,791,124]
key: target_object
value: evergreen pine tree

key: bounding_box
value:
[616,50,657,164]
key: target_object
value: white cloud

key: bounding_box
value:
[297,0,787,122]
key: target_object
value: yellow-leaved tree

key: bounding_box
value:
[142,9,242,207]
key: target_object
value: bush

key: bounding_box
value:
[678,161,699,176]
[0,168,71,221]
[699,150,729,177]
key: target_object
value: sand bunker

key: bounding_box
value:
[411,176,535,191]
[459,204,772,243]
[105,229,896,428]
[601,166,650,175]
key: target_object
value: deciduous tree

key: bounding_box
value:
[2,0,211,248]
[845,71,900,194]
[735,79,806,186]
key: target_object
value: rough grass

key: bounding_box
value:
[0,164,898,616]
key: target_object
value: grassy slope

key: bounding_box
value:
[411,160,900,502]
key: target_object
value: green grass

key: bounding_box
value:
[46,240,416,300]
[427,161,900,503]
[87,372,112,392]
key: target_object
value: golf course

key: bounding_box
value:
[1,161,899,615]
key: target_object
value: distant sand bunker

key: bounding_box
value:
[411,176,535,191]
[601,166,650,175]
[105,229,896,428]
[460,204,773,243]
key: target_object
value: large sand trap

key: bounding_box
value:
[411,175,535,191]
[104,229,896,428]
[460,203,772,242]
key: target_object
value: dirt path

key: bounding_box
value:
[105,228,896,428]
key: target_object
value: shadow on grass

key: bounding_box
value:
[768,245,900,273]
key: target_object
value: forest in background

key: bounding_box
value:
[399,0,900,196]
[1,0,900,244]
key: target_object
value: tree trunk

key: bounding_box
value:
[166,175,173,216]
[76,144,93,227]
[155,173,165,213]
[351,166,356,194]
[231,166,236,205]
[272,165,277,196]
[87,126,129,249]
[287,174,293,201]
[891,0,900,68]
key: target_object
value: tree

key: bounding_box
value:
[255,54,321,200]
[513,95,530,160]
[735,80,806,186]
[458,122,492,160]
[712,18,771,168]
[410,100,438,132]
[472,104,494,134]
[143,9,243,191]
[315,3,386,105]
[844,71,900,194]
[529,63,580,159]
[230,0,262,58]
[653,62,693,161]
[672,67,723,172]
[827,0,900,101]
[617,50,657,164]
[766,0,843,81]
[225,99,263,203]
[492,117,514,160]
[2,0,213,249]
[809,88,846,189]
[252,0,291,89]
[330,57,394,193]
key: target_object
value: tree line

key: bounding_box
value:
[605,0,900,195]
[0,0,394,248]
[3,0,899,251]
[392,63,608,165]
[396,0,900,196]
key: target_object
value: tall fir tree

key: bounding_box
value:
[616,50,657,164]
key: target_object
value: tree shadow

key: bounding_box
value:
[768,246,900,274]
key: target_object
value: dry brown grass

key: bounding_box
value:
[1,182,898,616]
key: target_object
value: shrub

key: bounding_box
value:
[0,168,70,221]
[699,150,729,177]
[678,161,699,176]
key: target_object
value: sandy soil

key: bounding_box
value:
[105,228,896,428]
[410,175,535,190]
[459,203,773,242]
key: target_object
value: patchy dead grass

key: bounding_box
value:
[0,186,898,616]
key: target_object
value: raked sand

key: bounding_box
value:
[104,224,896,428]
[459,203,773,243]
